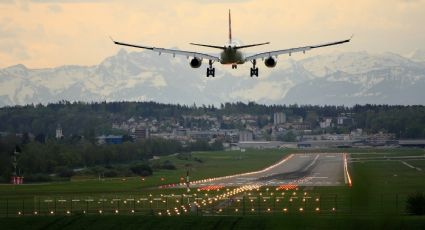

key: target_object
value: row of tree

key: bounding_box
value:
[0,134,223,182]
[1,101,425,138]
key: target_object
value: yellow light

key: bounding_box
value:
[18,211,22,215]
[267,208,271,212]
[283,208,287,212]
[66,210,70,214]
[131,210,135,213]
[299,207,303,212]
[115,210,119,213]
[99,210,103,214]
[251,208,255,212]
[316,198,319,202]
[315,207,320,211]
[332,207,336,211]
[235,208,239,212]
[158,212,162,215]
[34,211,38,215]
[50,211,54,214]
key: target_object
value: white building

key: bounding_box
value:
[55,125,63,139]
[273,112,286,125]
[239,131,253,142]
[319,118,333,128]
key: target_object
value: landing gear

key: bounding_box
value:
[250,59,258,77]
[232,64,237,69]
[206,60,215,77]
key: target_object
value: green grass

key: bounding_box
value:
[1,215,425,230]
[0,149,288,198]
[1,148,425,229]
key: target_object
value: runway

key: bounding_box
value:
[185,153,346,188]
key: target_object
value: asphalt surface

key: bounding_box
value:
[187,153,345,188]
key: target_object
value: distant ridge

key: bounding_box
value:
[1,50,425,107]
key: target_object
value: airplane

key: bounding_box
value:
[111,10,351,78]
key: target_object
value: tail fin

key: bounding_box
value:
[228,9,232,44]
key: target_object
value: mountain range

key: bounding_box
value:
[1,49,425,107]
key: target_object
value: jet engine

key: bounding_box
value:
[190,57,202,68]
[264,57,277,68]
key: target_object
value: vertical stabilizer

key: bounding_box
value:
[228,9,232,44]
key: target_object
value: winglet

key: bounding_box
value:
[349,34,354,41]
[109,36,117,44]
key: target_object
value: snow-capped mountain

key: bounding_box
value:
[1,50,425,107]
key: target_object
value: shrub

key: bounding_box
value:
[406,192,425,215]
[130,164,153,176]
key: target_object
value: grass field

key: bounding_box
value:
[0,149,288,198]
[1,148,425,229]
[1,215,425,230]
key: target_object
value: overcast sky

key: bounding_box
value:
[1,0,424,68]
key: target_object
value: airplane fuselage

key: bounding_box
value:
[220,47,245,65]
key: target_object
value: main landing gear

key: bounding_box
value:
[250,59,259,77]
[232,64,237,69]
[206,60,215,77]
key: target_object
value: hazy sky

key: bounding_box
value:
[1,0,424,68]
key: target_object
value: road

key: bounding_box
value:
[185,153,345,188]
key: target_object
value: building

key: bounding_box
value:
[319,118,333,128]
[55,124,63,139]
[239,131,253,142]
[134,127,149,140]
[273,112,286,125]
[97,135,123,145]
[337,116,354,126]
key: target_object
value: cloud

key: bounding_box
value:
[0,0,424,68]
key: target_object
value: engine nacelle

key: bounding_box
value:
[264,57,277,68]
[190,57,202,68]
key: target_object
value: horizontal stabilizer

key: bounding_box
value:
[235,42,270,49]
[190,43,225,50]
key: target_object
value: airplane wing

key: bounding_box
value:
[244,37,352,62]
[112,39,220,62]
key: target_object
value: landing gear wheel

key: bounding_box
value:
[232,64,237,69]
[250,59,259,77]
[207,68,215,77]
[250,68,258,77]
[206,60,215,77]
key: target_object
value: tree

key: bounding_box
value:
[130,164,153,176]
